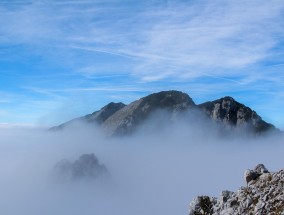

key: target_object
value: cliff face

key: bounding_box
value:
[198,97,275,134]
[188,164,284,215]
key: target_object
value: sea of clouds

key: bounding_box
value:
[0,118,283,215]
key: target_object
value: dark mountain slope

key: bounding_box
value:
[84,102,126,124]
[198,96,275,134]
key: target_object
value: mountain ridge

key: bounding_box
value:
[50,90,276,135]
[50,102,126,131]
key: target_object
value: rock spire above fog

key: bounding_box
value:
[50,90,276,136]
[54,153,109,182]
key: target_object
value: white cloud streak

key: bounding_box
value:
[1,0,283,80]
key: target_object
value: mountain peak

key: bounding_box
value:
[51,90,276,135]
[137,90,195,110]
[221,96,236,101]
[102,90,196,136]
[198,97,274,133]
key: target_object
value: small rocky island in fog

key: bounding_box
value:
[51,90,277,136]
[54,153,109,182]
[189,164,284,215]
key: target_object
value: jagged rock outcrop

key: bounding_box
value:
[54,153,109,181]
[198,97,275,134]
[244,164,270,185]
[188,164,284,215]
[102,90,196,136]
[50,102,125,130]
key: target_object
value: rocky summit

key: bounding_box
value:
[102,90,195,135]
[199,97,275,134]
[188,164,284,215]
[51,90,277,136]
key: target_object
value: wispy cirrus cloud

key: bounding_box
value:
[1,0,283,78]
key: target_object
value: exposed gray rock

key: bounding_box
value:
[189,164,284,215]
[244,169,261,185]
[198,97,275,134]
[54,153,108,182]
[254,163,269,174]
[189,196,214,215]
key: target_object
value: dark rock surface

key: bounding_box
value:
[54,153,108,181]
[84,102,126,124]
[189,164,284,215]
[198,96,275,134]
[254,163,269,174]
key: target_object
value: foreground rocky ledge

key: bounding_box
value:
[189,164,284,215]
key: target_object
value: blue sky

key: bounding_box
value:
[0,0,284,128]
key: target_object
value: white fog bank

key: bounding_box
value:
[0,123,283,215]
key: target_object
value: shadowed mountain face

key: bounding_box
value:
[85,102,126,124]
[51,90,276,136]
[198,97,275,134]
